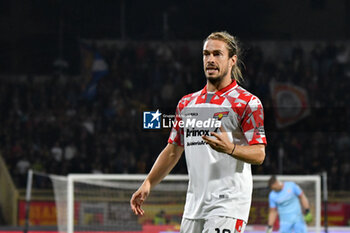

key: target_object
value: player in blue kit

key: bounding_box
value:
[266,176,313,233]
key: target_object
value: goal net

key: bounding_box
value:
[48,174,321,233]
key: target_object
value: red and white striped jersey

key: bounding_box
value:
[168,80,267,222]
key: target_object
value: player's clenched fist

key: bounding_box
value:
[130,181,151,216]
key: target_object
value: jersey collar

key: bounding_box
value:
[200,80,238,96]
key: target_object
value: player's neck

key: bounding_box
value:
[207,76,232,92]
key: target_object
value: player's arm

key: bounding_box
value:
[130,143,184,216]
[299,191,313,223]
[228,142,265,165]
[299,192,310,210]
[266,208,278,233]
[202,132,265,165]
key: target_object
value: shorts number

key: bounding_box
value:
[215,229,231,233]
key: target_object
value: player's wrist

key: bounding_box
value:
[304,208,310,215]
[142,179,152,189]
[227,143,236,155]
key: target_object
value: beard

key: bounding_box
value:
[206,75,223,85]
[205,67,229,85]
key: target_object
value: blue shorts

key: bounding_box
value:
[280,215,307,233]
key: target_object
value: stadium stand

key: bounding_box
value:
[0,41,349,193]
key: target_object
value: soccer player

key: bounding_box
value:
[266,176,313,233]
[130,31,267,233]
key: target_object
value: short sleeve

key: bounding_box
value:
[168,101,184,147]
[269,193,276,208]
[292,182,303,196]
[241,96,267,145]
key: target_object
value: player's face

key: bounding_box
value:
[203,39,236,83]
[271,181,282,192]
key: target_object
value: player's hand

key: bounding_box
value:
[130,181,151,216]
[202,131,234,154]
[304,209,313,223]
[266,225,273,233]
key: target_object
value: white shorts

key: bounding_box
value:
[180,216,246,233]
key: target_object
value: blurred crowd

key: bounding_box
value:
[0,40,349,190]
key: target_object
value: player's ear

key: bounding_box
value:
[230,55,237,68]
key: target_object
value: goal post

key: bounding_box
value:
[65,174,189,233]
[47,174,322,233]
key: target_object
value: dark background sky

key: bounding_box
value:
[0,0,349,74]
